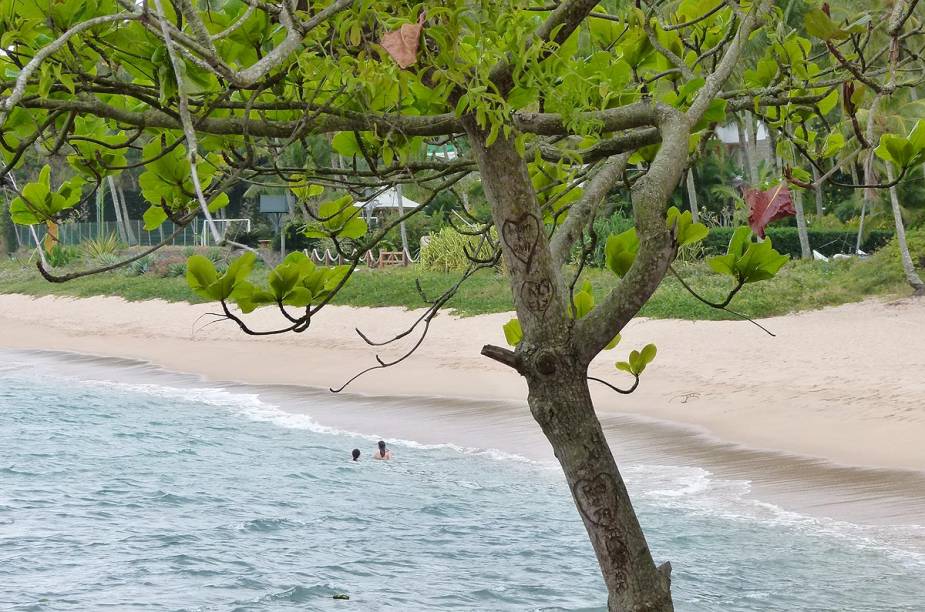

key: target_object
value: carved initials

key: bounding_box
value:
[501,214,540,271]
[573,472,620,527]
[521,279,553,315]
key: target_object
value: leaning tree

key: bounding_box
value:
[3,0,924,608]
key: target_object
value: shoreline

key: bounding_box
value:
[1,293,923,472]
[7,347,925,530]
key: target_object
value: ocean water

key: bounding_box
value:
[1,360,924,611]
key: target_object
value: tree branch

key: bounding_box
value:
[550,154,629,267]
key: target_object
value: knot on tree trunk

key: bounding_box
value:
[534,349,559,377]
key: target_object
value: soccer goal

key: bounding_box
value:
[199,218,252,246]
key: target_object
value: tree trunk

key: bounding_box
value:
[685,169,700,224]
[811,165,825,217]
[735,117,754,184]
[793,188,812,259]
[859,96,880,255]
[527,366,672,611]
[108,176,129,244]
[117,184,136,245]
[463,115,674,610]
[744,112,760,183]
[854,161,867,254]
[885,165,925,293]
[396,183,410,264]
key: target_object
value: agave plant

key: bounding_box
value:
[81,234,122,262]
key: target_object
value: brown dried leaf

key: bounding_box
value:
[745,183,796,238]
[380,12,425,69]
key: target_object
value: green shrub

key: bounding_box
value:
[166,262,186,277]
[81,234,121,262]
[272,222,319,252]
[124,255,154,276]
[46,244,80,268]
[149,254,187,277]
[419,226,498,272]
[582,216,893,266]
[870,228,925,272]
[700,227,893,258]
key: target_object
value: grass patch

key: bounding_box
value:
[0,247,914,319]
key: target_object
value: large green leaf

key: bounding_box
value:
[804,9,848,41]
[875,134,913,168]
[666,206,708,246]
[8,165,84,225]
[604,228,640,277]
[502,318,523,346]
[186,255,218,294]
[708,228,788,284]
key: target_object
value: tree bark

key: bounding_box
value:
[744,111,760,183]
[108,176,129,244]
[527,363,673,611]
[885,165,925,293]
[811,165,825,217]
[118,184,137,246]
[735,117,753,184]
[792,188,812,259]
[463,115,674,610]
[854,161,868,254]
[685,169,700,224]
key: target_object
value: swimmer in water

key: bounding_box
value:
[373,440,392,460]
[351,449,360,461]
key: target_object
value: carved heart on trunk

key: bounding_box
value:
[573,472,620,527]
[521,279,553,315]
[501,213,540,271]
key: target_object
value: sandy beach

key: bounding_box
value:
[0,293,923,473]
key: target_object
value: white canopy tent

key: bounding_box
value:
[355,188,421,214]
[715,121,769,144]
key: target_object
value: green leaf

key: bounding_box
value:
[604,228,640,277]
[143,205,168,231]
[291,183,325,200]
[340,216,368,240]
[9,198,41,225]
[231,282,277,314]
[817,89,839,116]
[571,289,594,319]
[186,255,218,295]
[875,134,913,168]
[604,334,621,351]
[640,343,657,365]
[332,132,362,157]
[666,206,708,246]
[502,318,523,346]
[507,86,538,110]
[908,120,925,152]
[804,9,848,41]
[707,226,788,283]
[628,349,642,374]
[208,192,230,213]
[744,57,778,88]
[821,132,845,158]
[269,263,302,300]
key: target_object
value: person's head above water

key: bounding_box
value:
[378,440,387,455]
[351,448,360,461]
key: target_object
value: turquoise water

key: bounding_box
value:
[1,360,924,611]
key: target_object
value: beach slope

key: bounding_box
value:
[0,294,922,471]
